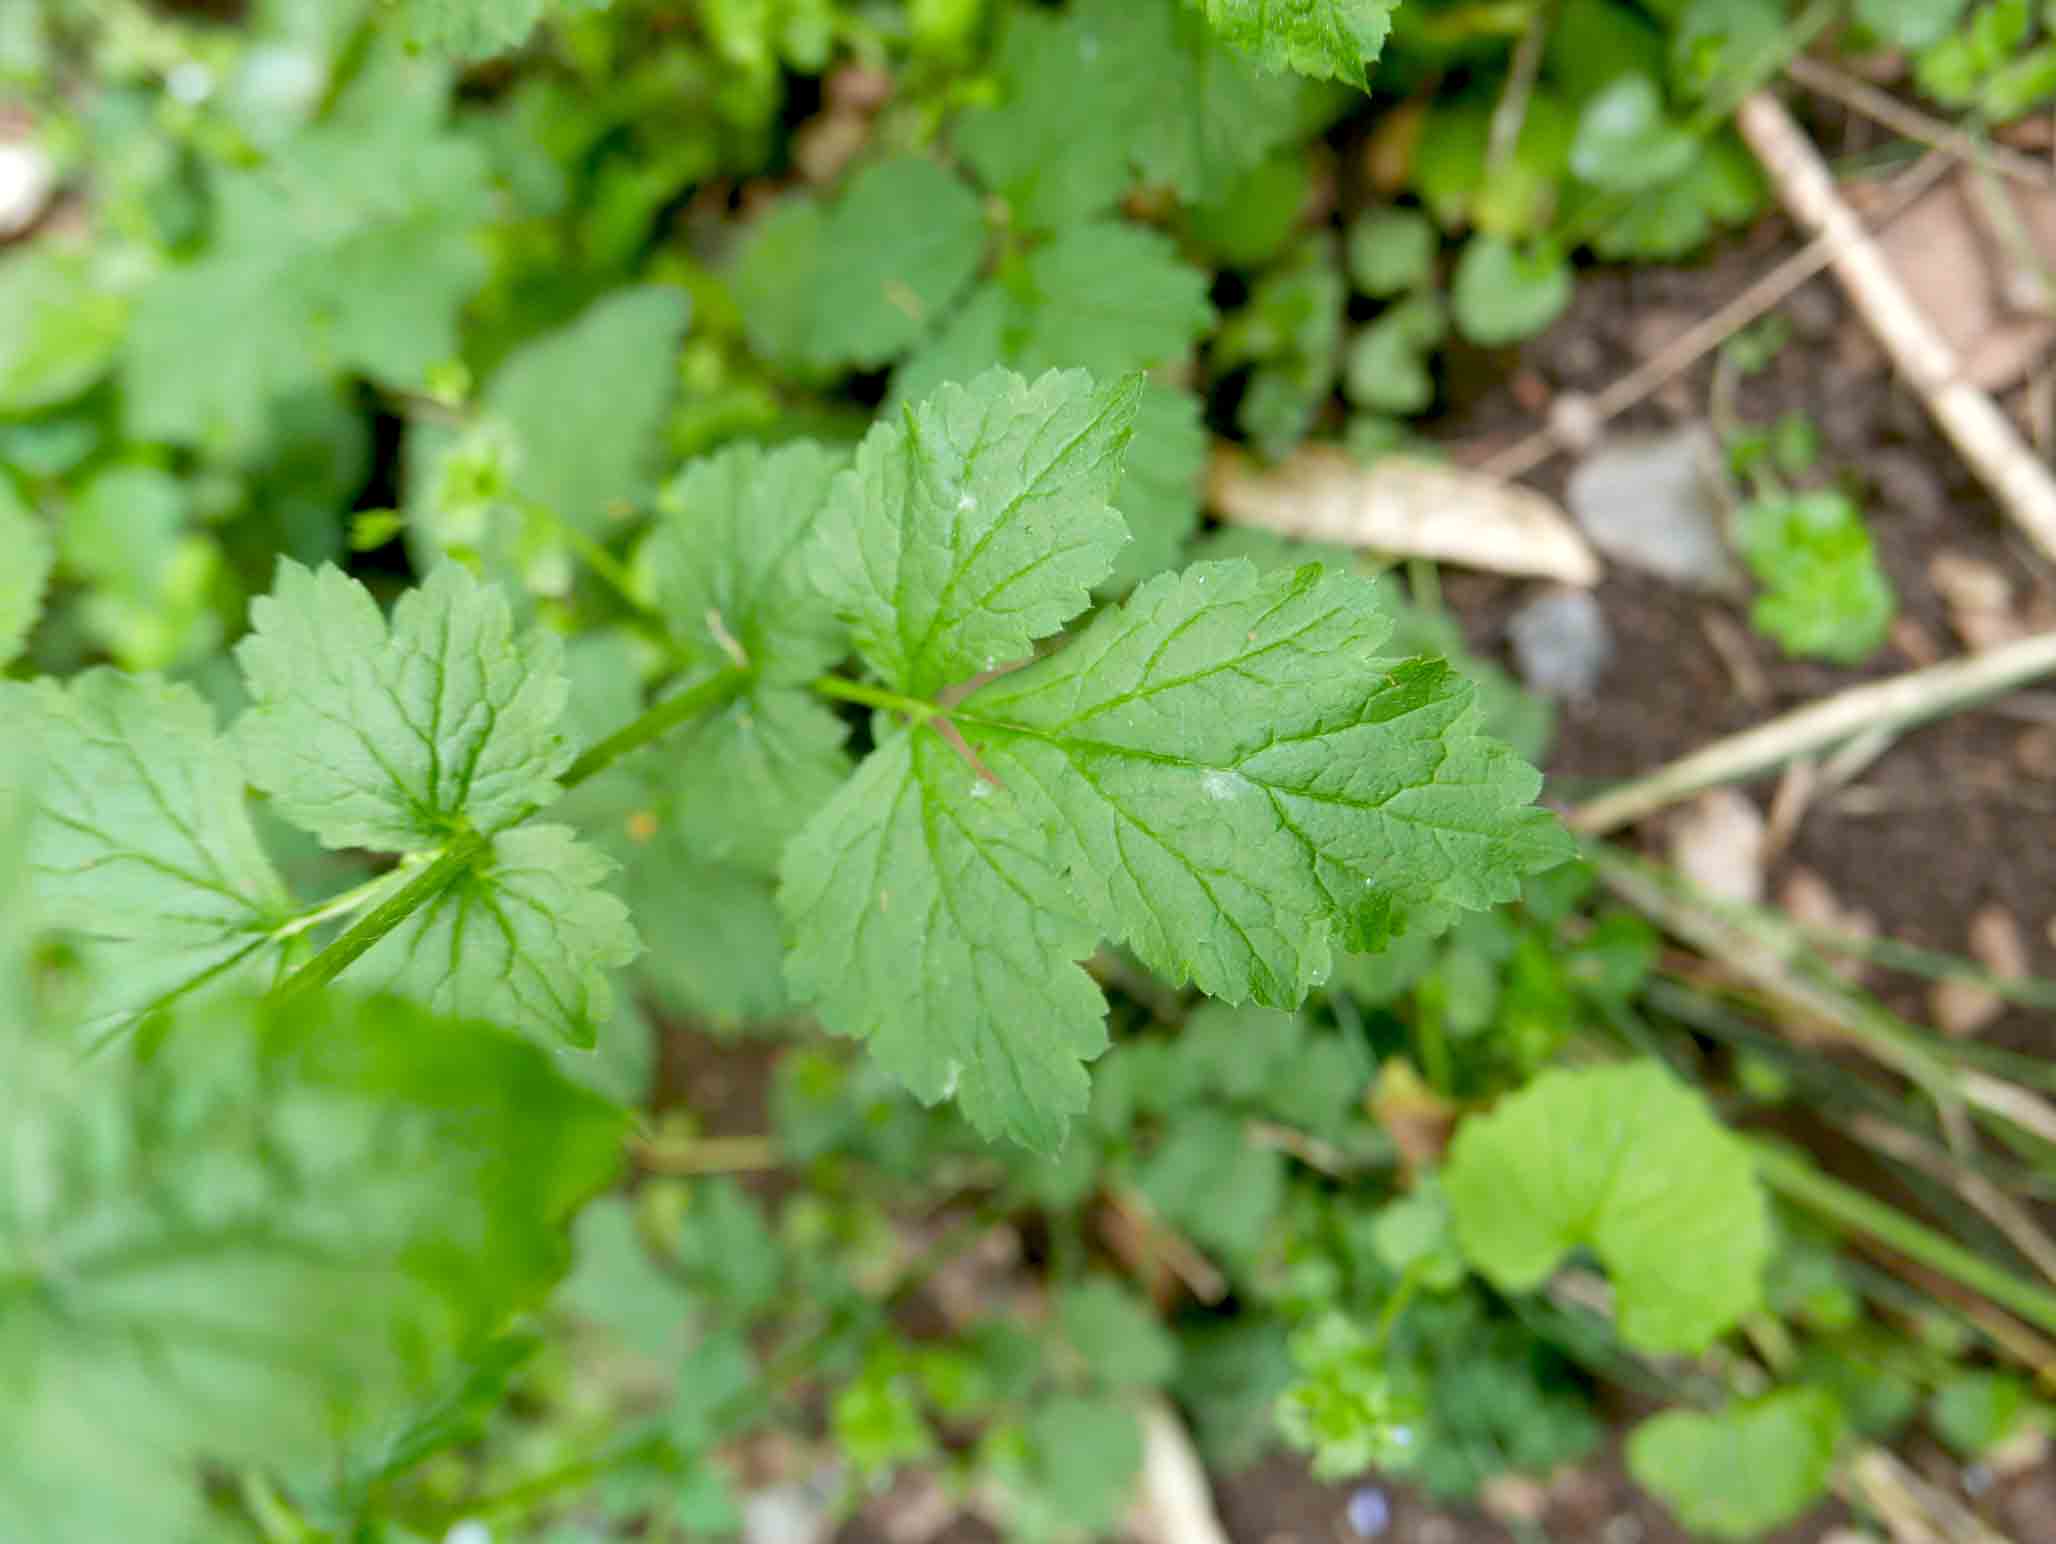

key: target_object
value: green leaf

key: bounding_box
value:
[957,0,1309,227]
[1735,491,1896,664]
[1451,235,1572,346]
[893,225,1212,431]
[1199,0,1395,83]
[0,988,624,1536]
[1345,293,1446,415]
[779,730,1110,1151]
[1139,1107,1287,1258]
[123,42,491,457]
[236,561,575,851]
[1856,0,1969,48]
[1105,384,1210,592]
[386,0,552,58]
[480,284,691,533]
[735,157,986,374]
[621,837,795,1024]
[1014,1394,1146,1533]
[355,824,640,1050]
[1276,1311,1428,1478]
[810,366,1141,698]
[1010,222,1219,381]
[558,1198,694,1363]
[2,671,291,1033]
[0,480,50,666]
[966,562,1570,1003]
[1570,74,1698,192]
[1058,1277,1180,1387]
[0,246,128,415]
[1445,1061,1772,1352]
[1347,208,1439,297]
[651,437,851,686]
[1928,1370,2032,1458]
[1215,234,1346,458]
[1627,1389,1843,1539]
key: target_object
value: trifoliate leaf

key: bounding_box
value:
[0,988,623,1538]
[966,562,1570,1003]
[1199,0,1395,83]
[2,672,290,1033]
[236,561,574,852]
[0,481,49,666]
[651,439,849,684]
[1444,1062,1772,1352]
[810,367,1141,697]
[1735,490,1895,664]
[735,157,986,374]
[1627,1389,1843,1539]
[354,824,640,1050]
[123,43,491,457]
[1058,1278,1180,1388]
[780,731,1109,1151]
[1010,221,1219,381]
[481,284,691,533]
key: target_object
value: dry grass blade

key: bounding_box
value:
[1569,631,2056,834]
[1847,1115,2056,1289]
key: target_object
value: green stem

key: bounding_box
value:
[273,833,488,1003]
[560,669,749,791]
[1751,1141,2056,1339]
[1368,1262,1426,1356]
[810,673,938,722]
[271,862,420,942]
[516,494,655,622]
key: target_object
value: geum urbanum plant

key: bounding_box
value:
[3,366,1568,1525]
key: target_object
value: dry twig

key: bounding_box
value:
[1736,91,2056,563]
[1786,54,2056,189]
[1568,630,2056,834]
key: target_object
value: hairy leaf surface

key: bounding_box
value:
[1200,0,1395,82]
[355,824,640,1049]
[965,561,1571,1001]
[237,561,574,851]
[810,367,1141,697]
[780,731,1109,1152]
[3,672,290,1031]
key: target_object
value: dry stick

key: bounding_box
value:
[1785,53,2056,189]
[1568,628,2056,834]
[1477,150,1955,481]
[1844,1446,2014,1544]
[1738,90,2056,563]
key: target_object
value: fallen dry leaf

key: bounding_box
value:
[1779,866,1877,984]
[1371,1058,1457,1174]
[1208,446,1602,585]
[1878,172,2056,393]
[1668,790,1768,907]
[1931,902,2027,1036]
[1929,550,2024,651]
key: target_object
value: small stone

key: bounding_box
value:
[1507,586,1611,700]
[1548,390,1602,455]
[1479,1475,1548,1525]
[1566,426,1743,592]
[744,1484,830,1544]
[0,142,54,238]
[1345,1486,1391,1538]
[1668,790,1767,907]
